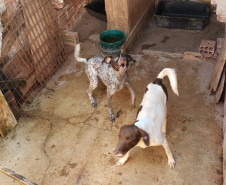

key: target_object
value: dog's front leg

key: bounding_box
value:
[107,90,115,122]
[125,77,135,106]
[162,137,175,169]
[116,151,130,166]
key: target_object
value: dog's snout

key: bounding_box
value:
[113,147,124,157]
[113,147,119,155]
[113,148,124,158]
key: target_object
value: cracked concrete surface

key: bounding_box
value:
[0,12,224,185]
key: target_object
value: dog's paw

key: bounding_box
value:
[116,159,126,166]
[168,158,175,169]
[91,101,97,107]
[116,155,129,166]
[109,113,115,122]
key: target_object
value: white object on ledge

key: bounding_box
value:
[211,0,226,22]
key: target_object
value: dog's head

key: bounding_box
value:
[103,54,136,74]
[113,124,149,158]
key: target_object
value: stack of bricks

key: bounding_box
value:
[199,39,216,58]
[53,0,88,31]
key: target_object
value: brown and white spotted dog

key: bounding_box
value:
[113,68,179,168]
[74,44,136,122]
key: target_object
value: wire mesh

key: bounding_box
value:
[1,0,66,119]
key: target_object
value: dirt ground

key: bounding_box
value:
[0,12,225,185]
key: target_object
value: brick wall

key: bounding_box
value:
[3,0,19,16]
[53,0,88,30]
[4,0,88,31]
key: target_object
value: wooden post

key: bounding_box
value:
[0,90,17,137]
[209,24,226,93]
[121,0,155,52]
[0,164,37,185]
[105,0,155,51]
[223,89,226,185]
[105,0,129,34]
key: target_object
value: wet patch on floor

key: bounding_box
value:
[141,43,157,49]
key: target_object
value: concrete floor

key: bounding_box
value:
[0,12,225,185]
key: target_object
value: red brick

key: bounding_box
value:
[52,3,64,9]
[54,0,87,29]
[199,39,216,57]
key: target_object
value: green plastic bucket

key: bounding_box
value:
[100,29,125,55]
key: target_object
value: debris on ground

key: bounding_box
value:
[183,38,224,62]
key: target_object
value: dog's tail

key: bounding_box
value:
[157,68,179,96]
[74,44,88,63]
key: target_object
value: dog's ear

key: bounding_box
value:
[126,54,136,63]
[103,56,112,64]
[139,129,149,146]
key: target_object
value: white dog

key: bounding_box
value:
[113,68,179,168]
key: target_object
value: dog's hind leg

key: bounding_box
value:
[107,90,115,122]
[162,137,175,169]
[162,119,167,134]
[125,76,135,106]
[87,73,98,107]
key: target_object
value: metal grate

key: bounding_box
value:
[1,0,66,119]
